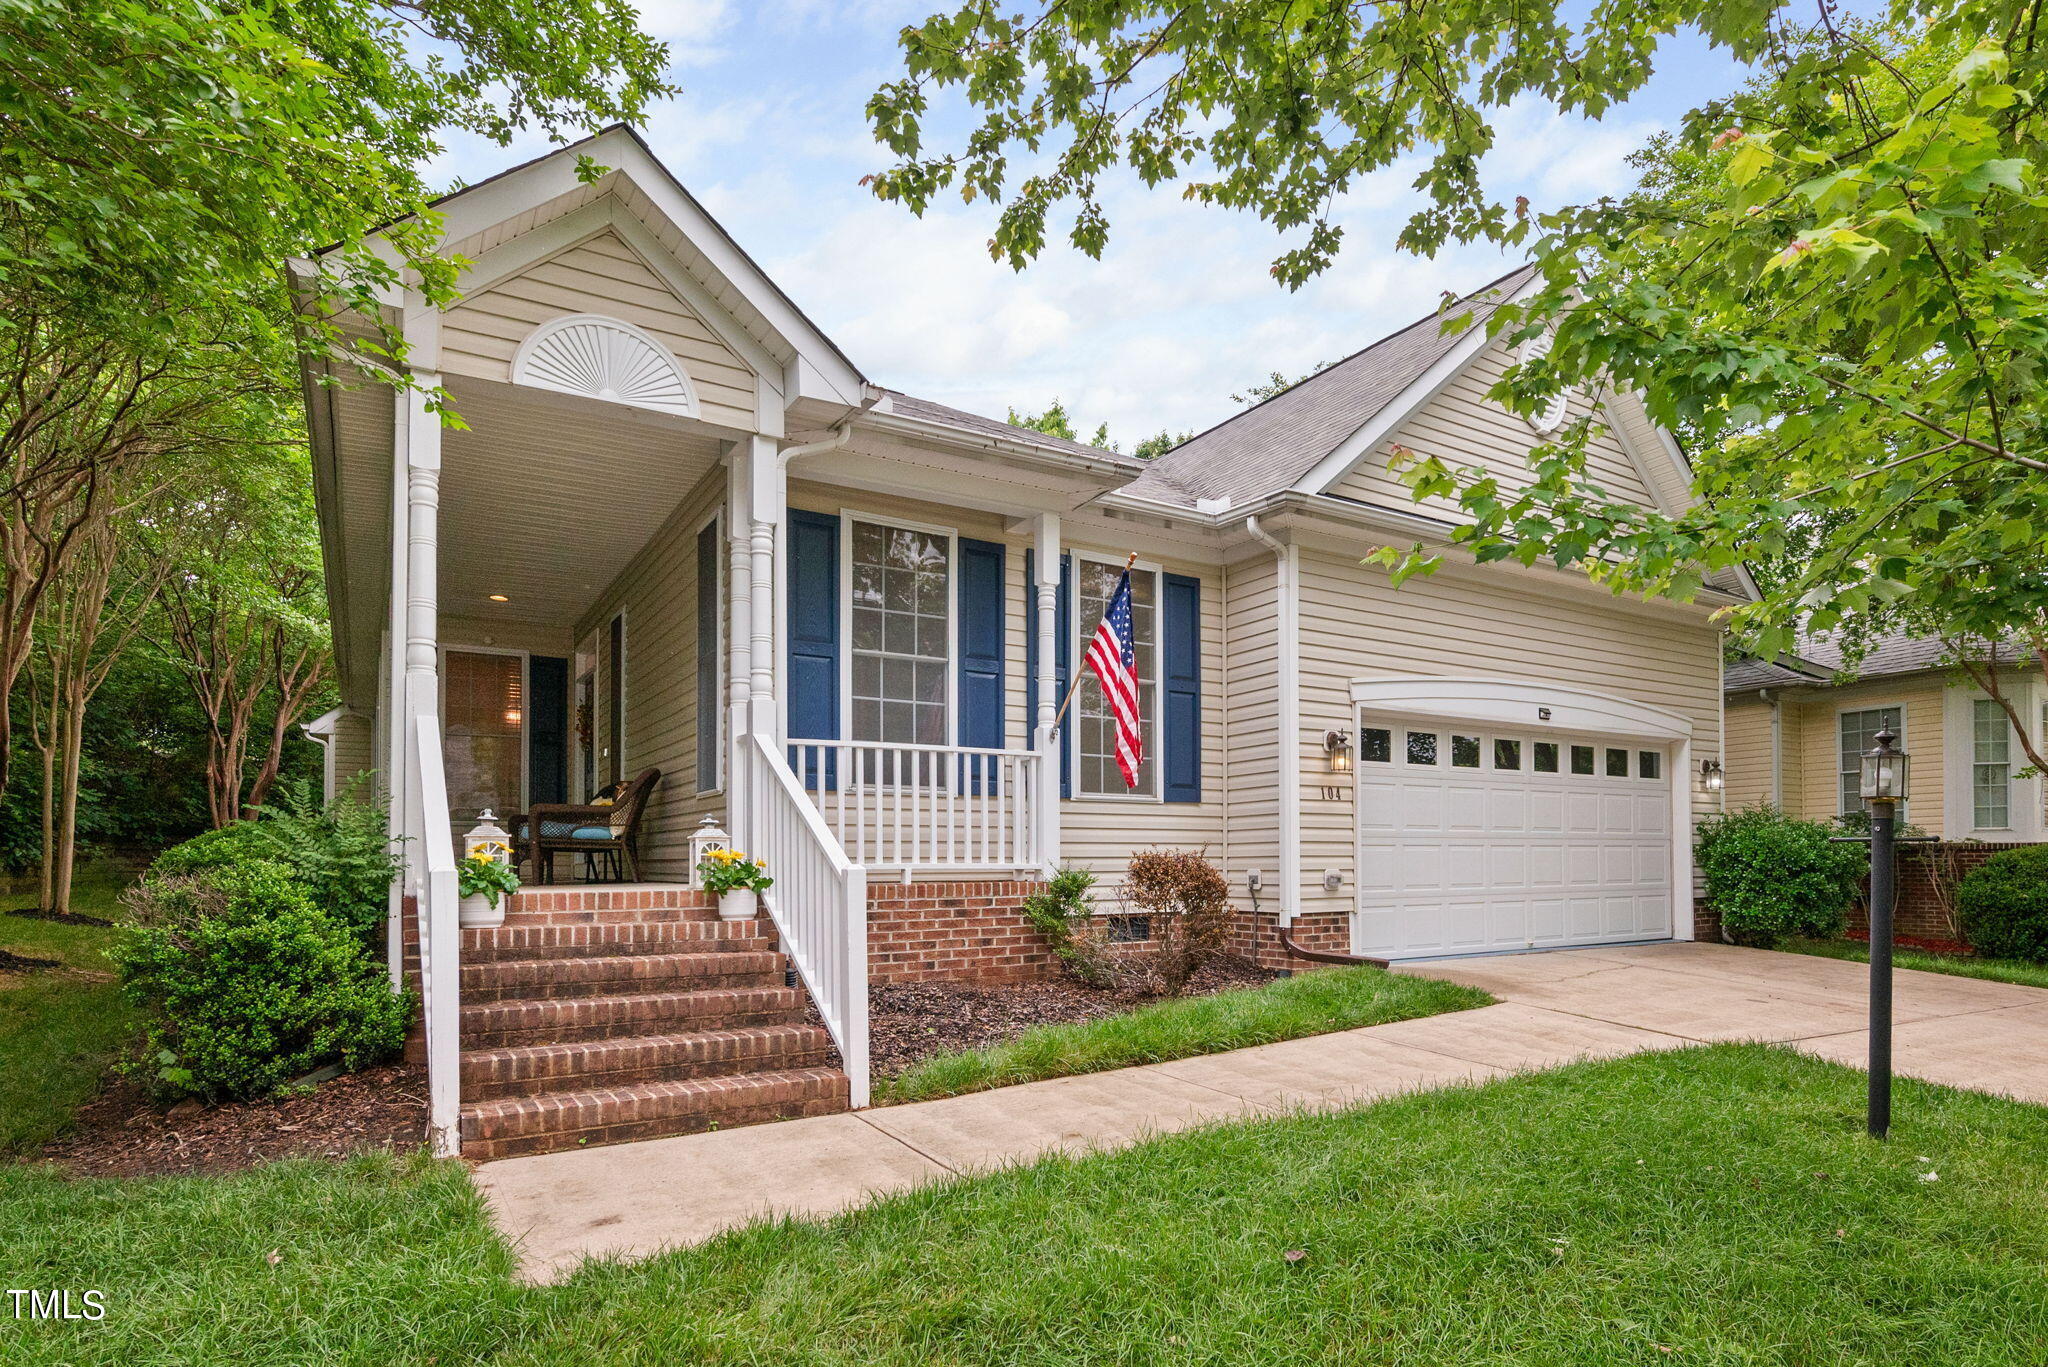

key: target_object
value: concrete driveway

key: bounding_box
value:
[1402,940,2048,1101]
[477,941,2048,1280]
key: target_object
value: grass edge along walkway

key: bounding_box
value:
[876,966,1491,1104]
[8,1045,2048,1365]
[1783,935,2048,991]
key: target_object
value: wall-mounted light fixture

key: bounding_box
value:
[1700,758,1724,793]
[1323,728,1353,773]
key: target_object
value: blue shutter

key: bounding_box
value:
[1025,550,1073,798]
[1162,572,1202,803]
[957,538,1005,794]
[527,655,569,805]
[786,509,839,789]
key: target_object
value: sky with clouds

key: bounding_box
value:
[425,2,1750,448]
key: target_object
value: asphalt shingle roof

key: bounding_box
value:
[880,390,1142,470]
[1724,631,2025,692]
[1122,263,1539,510]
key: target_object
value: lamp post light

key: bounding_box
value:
[1859,728,1910,1139]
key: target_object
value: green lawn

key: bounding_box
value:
[5,1046,2047,1364]
[0,866,136,1154]
[1784,935,2048,990]
[876,965,1491,1104]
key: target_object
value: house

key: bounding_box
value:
[292,127,1743,1157]
[1725,634,2046,840]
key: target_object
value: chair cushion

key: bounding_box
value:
[569,825,614,840]
[520,820,617,841]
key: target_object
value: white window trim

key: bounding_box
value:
[1835,701,1906,823]
[1943,681,2045,840]
[692,507,726,796]
[437,644,532,814]
[837,507,960,751]
[1069,550,1165,802]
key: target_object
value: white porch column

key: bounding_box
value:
[1032,514,1062,871]
[725,447,753,833]
[746,435,784,743]
[384,377,441,975]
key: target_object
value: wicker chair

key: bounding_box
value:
[513,768,662,885]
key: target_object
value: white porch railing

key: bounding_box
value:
[410,713,462,1158]
[745,732,871,1107]
[785,739,1043,873]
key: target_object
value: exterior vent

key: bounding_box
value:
[1515,327,1572,434]
[510,313,700,418]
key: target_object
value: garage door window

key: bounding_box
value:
[1451,734,1481,767]
[1570,745,1596,775]
[1638,751,1661,779]
[1605,747,1628,777]
[1406,731,1438,765]
[1361,727,1391,762]
[1533,741,1559,773]
[1494,738,1521,770]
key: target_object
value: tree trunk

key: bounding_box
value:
[37,712,58,913]
[50,678,86,915]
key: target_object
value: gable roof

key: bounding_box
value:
[878,390,1143,471]
[1122,264,1538,509]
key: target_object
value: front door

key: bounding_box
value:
[443,649,526,825]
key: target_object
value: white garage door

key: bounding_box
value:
[1354,717,1673,959]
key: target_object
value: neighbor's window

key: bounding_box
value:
[1076,557,1157,796]
[1838,706,1903,816]
[850,519,951,747]
[1973,699,2012,829]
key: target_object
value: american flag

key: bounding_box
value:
[1084,569,1143,789]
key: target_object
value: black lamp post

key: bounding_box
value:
[1859,728,1910,1139]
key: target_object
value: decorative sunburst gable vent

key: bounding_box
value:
[510,313,700,417]
[1515,327,1572,434]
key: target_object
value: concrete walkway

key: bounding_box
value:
[477,941,2048,1280]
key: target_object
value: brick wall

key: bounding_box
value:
[1847,841,2037,948]
[866,880,1059,984]
[1227,908,1350,972]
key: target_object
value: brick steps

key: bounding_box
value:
[461,1023,833,1100]
[461,921,779,962]
[458,985,804,1050]
[461,1067,850,1160]
[460,950,784,1003]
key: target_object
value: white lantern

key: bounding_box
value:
[465,810,512,865]
[690,815,729,890]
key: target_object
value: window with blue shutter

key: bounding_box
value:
[1162,572,1202,803]
[527,655,569,805]
[1026,550,1073,798]
[957,538,1005,794]
[786,509,839,787]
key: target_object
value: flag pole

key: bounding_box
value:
[1048,552,1137,736]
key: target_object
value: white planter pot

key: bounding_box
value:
[459,890,505,929]
[717,888,758,922]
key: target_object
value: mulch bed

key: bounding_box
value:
[39,1065,429,1179]
[4,907,114,927]
[1843,929,1975,956]
[867,955,1277,1077]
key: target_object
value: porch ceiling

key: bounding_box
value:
[436,376,725,630]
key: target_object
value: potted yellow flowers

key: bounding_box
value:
[697,847,772,921]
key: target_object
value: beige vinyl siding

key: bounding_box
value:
[1294,548,1724,922]
[442,229,758,430]
[1221,553,1281,915]
[786,479,1228,882]
[330,712,375,802]
[1780,674,1948,835]
[576,466,728,881]
[1722,694,1778,811]
[1330,335,1660,520]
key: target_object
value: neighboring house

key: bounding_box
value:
[293,128,1744,1152]
[1725,635,2047,841]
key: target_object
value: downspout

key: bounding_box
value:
[1244,517,1301,927]
[1761,687,1783,807]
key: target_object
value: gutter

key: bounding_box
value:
[1244,516,1302,927]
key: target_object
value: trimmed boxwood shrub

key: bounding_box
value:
[1696,805,1864,949]
[114,861,411,1099]
[1958,845,2048,963]
[146,781,397,947]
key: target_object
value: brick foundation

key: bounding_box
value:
[866,880,1059,984]
[1228,908,1351,972]
[1847,840,2038,948]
